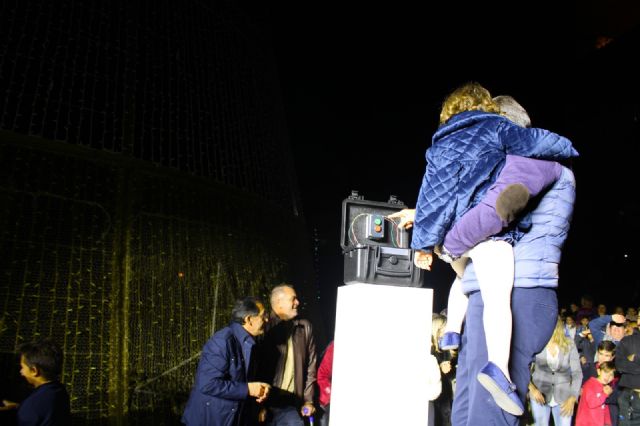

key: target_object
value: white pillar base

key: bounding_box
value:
[329,283,433,426]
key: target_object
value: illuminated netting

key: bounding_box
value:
[0,2,316,424]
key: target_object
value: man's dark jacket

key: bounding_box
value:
[616,332,640,389]
[256,313,317,407]
[182,322,257,426]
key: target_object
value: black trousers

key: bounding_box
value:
[618,388,640,426]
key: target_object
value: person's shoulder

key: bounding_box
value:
[206,325,236,347]
[620,332,640,344]
[21,382,69,409]
[295,318,313,328]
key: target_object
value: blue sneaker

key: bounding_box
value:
[477,361,524,416]
[438,332,460,350]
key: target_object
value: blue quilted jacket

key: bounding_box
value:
[412,110,579,251]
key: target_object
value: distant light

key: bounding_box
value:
[624,254,628,258]
[595,36,614,49]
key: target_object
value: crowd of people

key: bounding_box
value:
[2,287,639,426]
[433,300,640,426]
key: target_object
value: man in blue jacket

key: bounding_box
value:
[182,297,271,426]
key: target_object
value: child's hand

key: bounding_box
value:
[387,209,415,229]
[603,385,613,395]
[414,251,433,270]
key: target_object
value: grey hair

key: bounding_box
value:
[270,283,294,307]
[493,95,531,128]
[231,297,262,324]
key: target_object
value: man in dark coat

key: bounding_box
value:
[182,297,271,426]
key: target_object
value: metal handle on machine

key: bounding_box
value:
[374,246,413,277]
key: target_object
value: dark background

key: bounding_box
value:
[268,2,640,331]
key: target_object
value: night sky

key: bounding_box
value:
[267,3,640,328]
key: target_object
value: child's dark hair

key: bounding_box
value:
[597,340,616,354]
[598,361,616,373]
[19,338,64,381]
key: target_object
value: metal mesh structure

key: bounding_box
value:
[0,0,297,211]
[0,1,314,424]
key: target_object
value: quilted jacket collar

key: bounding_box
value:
[433,110,503,142]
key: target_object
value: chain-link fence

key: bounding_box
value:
[0,1,315,424]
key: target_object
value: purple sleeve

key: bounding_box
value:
[443,156,563,256]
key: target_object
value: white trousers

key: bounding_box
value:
[444,240,514,380]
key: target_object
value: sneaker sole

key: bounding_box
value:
[477,372,524,416]
[440,344,459,350]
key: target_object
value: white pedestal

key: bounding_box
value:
[329,284,433,426]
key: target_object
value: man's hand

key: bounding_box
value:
[612,314,626,324]
[628,353,635,361]
[414,250,433,270]
[387,209,416,229]
[580,355,587,365]
[248,382,271,403]
[560,396,576,416]
[301,402,315,417]
[440,360,452,374]
[0,400,19,411]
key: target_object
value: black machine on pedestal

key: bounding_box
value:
[340,190,424,287]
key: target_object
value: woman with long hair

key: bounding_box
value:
[528,316,583,426]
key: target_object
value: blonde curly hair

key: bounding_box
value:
[439,82,500,125]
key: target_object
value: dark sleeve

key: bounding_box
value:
[615,336,640,375]
[16,398,41,426]
[589,315,611,349]
[303,322,318,403]
[197,337,248,400]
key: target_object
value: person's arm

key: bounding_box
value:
[588,315,611,349]
[411,152,461,252]
[568,342,583,399]
[615,336,640,375]
[317,342,334,406]
[442,157,562,257]
[302,321,317,416]
[581,381,608,409]
[197,338,249,400]
[499,123,579,160]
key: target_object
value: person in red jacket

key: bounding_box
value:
[576,361,617,426]
[317,341,334,426]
